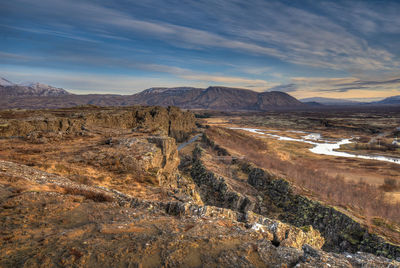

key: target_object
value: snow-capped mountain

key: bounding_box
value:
[0,77,71,97]
[0,77,15,87]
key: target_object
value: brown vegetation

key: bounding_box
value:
[380,178,400,192]
[206,127,400,227]
[355,141,399,152]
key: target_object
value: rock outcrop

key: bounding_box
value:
[244,164,400,260]
[0,106,195,142]
[190,158,255,213]
[190,135,400,261]
[165,201,325,250]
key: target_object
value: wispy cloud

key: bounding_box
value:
[4,0,398,72]
[180,74,271,89]
[0,67,199,94]
[0,24,99,43]
[267,84,297,92]
[335,78,400,87]
[1,0,400,96]
[0,63,272,93]
[287,75,400,99]
[0,51,36,61]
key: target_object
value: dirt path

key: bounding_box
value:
[178,134,202,151]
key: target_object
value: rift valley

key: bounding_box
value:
[0,105,400,267]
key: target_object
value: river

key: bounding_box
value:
[230,127,400,165]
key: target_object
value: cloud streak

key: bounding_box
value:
[1,0,400,97]
[287,75,400,99]
[3,0,399,72]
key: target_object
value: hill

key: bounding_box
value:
[300,97,363,105]
[375,95,400,105]
[131,86,303,111]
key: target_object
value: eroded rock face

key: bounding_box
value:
[245,164,400,260]
[165,201,324,250]
[190,151,255,213]
[245,211,325,250]
[99,136,180,185]
[147,136,180,186]
[0,106,195,141]
[79,134,203,206]
[188,139,400,262]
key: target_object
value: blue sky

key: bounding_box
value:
[1,0,400,99]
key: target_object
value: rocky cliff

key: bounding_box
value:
[245,164,400,259]
[0,106,195,142]
[188,133,400,261]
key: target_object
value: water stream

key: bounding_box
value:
[230,127,400,165]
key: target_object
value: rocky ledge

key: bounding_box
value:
[1,160,399,267]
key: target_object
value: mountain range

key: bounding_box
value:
[0,78,303,111]
[1,77,400,110]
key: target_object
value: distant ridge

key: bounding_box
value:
[0,78,304,111]
[300,97,363,105]
[132,86,303,111]
[374,95,400,105]
[0,77,71,97]
[2,75,400,110]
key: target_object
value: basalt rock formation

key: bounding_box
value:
[244,164,400,259]
[191,133,400,261]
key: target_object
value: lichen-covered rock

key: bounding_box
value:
[245,211,325,250]
[164,201,324,250]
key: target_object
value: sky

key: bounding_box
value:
[1,0,400,100]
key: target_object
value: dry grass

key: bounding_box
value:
[206,127,400,226]
[380,178,400,192]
